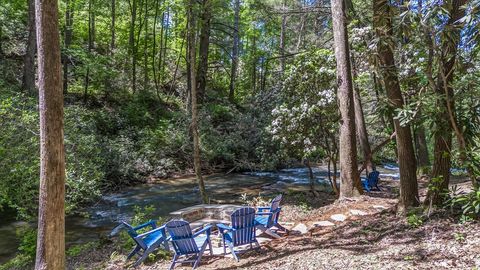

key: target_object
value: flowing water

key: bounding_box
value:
[0,165,400,264]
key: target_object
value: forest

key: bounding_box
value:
[0,0,479,269]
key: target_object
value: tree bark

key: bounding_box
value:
[143,0,149,88]
[414,123,430,169]
[331,0,362,199]
[351,52,374,174]
[373,0,418,211]
[187,0,209,203]
[427,0,468,205]
[63,0,73,94]
[229,0,240,102]
[197,0,211,104]
[23,0,36,95]
[34,0,66,268]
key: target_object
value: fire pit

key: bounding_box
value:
[169,204,245,229]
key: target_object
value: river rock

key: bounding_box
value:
[330,214,347,222]
[313,221,335,227]
[373,205,388,210]
[292,223,308,234]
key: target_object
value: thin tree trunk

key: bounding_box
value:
[187,0,208,203]
[331,0,362,199]
[279,0,287,74]
[152,0,161,94]
[129,0,138,93]
[63,0,73,94]
[23,0,36,95]
[304,159,318,197]
[34,0,66,268]
[143,0,149,88]
[197,0,211,104]
[374,0,418,211]
[111,0,115,54]
[251,35,257,94]
[427,0,469,205]
[161,8,169,78]
[229,0,240,102]
[84,0,94,103]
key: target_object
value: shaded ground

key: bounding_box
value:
[66,177,480,270]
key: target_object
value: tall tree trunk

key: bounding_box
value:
[279,0,287,74]
[161,8,169,79]
[187,0,208,203]
[63,0,73,94]
[23,0,36,95]
[374,0,418,211]
[229,0,240,102]
[331,0,362,199]
[196,0,211,104]
[152,0,161,94]
[143,0,149,88]
[414,122,430,170]
[351,52,373,174]
[427,0,468,205]
[34,0,66,269]
[110,0,115,55]
[84,0,94,103]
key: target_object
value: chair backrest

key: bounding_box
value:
[267,194,282,227]
[230,207,256,246]
[166,220,199,255]
[368,171,380,186]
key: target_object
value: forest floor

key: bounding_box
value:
[67,177,480,270]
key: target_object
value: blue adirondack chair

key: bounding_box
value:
[109,220,169,267]
[165,220,213,270]
[255,194,288,239]
[361,170,381,192]
[217,207,260,261]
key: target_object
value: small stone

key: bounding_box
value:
[350,209,368,216]
[292,223,308,234]
[373,205,388,210]
[313,221,335,227]
[330,214,347,222]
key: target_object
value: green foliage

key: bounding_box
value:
[66,241,100,257]
[407,208,424,229]
[446,186,480,221]
[16,227,37,259]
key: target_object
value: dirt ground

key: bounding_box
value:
[68,177,480,270]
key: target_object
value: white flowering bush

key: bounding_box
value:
[267,49,339,164]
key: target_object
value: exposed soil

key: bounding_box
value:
[67,177,480,270]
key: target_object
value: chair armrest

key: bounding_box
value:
[255,211,273,216]
[193,225,212,238]
[216,223,235,234]
[133,220,156,231]
[135,225,166,239]
[257,207,270,211]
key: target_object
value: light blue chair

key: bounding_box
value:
[255,194,288,238]
[217,207,259,261]
[110,220,169,267]
[165,220,213,270]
